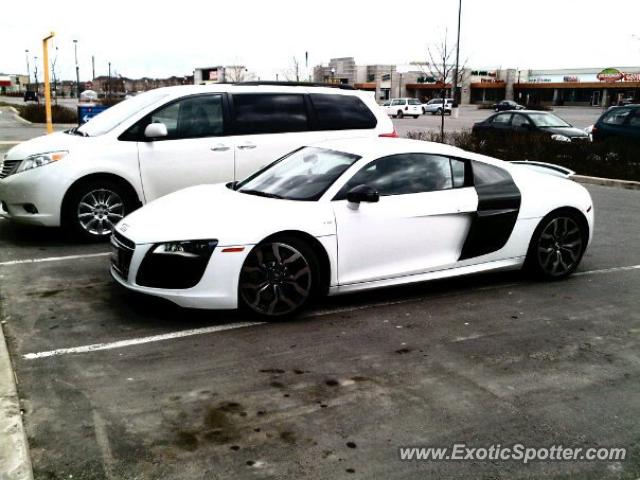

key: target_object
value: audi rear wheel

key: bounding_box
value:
[526,211,587,279]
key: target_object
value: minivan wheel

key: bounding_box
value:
[397,110,404,119]
[525,210,587,280]
[239,237,319,318]
[64,180,135,241]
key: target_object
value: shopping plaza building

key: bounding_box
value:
[313,58,640,107]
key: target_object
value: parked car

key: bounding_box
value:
[0,83,396,240]
[384,98,422,118]
[591,104,640,143]
[493,100,525,112]
[423,98,453,115]
[111,137,593,318]
[23,90,38,102]
[472,111,590,142]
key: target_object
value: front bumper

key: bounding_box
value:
[0,167,64,226]
[110,235,251,310]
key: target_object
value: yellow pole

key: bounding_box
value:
[42,32,55,134]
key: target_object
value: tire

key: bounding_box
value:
[413,115,419,119]
[525,210,588,280]
[397,110,404,119]
[239,236,320,318]
[63,179,136,242]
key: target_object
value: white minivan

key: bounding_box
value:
[0,83,395,240]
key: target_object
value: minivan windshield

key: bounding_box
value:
[76,90,169,137]
[236,147,361,201]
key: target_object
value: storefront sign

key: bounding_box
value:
[563,76,579,83]
[597,68,624,82]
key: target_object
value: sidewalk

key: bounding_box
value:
[0,320,33,480]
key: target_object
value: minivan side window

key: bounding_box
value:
[121,94,224,141]
[232,94,308,135]
[309,94,377,130]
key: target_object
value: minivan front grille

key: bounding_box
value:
[0,158,21,179]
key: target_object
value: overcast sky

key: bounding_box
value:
[2,0,639,81]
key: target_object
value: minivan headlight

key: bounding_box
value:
[16,151,68,173]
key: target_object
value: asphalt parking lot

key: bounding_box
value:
[1,183,639,480]
[391,105,606,138]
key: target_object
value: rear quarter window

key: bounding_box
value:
[310,94,377,130]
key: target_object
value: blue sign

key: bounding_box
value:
[77,105,109,125]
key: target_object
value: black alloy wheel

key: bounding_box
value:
[527,212,587,279]
[239,238,318,317]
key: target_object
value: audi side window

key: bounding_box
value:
[145,94,224,140]
[232,94,308,135]
[450,159,466,188]
[337,154,454,198]
[310,94,377,130]
[628,110,640,127]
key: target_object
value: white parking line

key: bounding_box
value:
[22,322,264,360]
[573,264,640,276]
[0,252,109,267]
[19,262,640,361]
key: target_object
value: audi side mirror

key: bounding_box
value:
[144,122,168,139]
[346,184,379,204]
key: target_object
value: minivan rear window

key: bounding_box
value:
[232,94,309,135]
[310,94,377,130]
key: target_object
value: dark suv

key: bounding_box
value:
[592,105,640,143]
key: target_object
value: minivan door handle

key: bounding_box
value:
[237,142,256,150]
[211,144,230,152]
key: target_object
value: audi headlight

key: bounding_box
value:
[137,239,218,289]
[551,134,571,143]
[16,151,68,173]
[151,240,218,257]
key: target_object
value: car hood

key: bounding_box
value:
[543,126,589,138]
[116,184,336,246]
[4,131,88,160]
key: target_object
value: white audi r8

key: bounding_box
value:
[110,138,594,317]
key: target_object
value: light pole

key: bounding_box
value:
[25,49,30,90]
[42,31,56,134]
[73,40,81,99]
[108,62,111,99]
[452,0,462,109]
[33,56,39,96]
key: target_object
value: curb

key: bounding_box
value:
[6,107,31,125]
[0,321,33,480]
[572,174,640,190]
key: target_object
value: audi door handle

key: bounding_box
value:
[237,143,256,150]
[211,144,230,152]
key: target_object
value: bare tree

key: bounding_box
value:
[413,31,467,142]
[282,56,301,82]
[51,46,59,105]
[224,65,248,83]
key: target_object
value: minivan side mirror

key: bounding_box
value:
[144,122,168,139]
[346,184,379,204]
